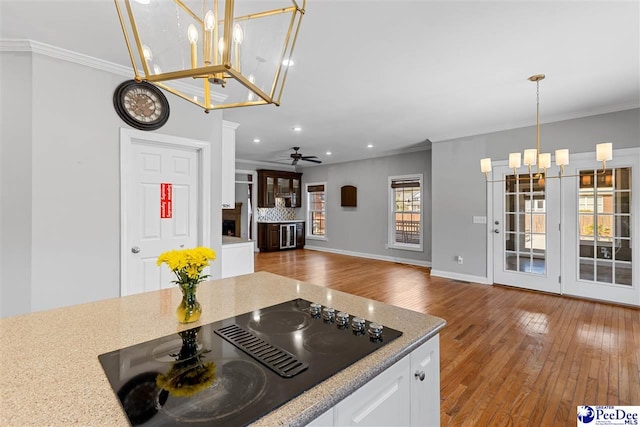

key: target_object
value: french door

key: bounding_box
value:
[492,165,561,294]
[562,150,638,305]
[490,148,638,306]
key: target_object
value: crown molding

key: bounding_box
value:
[0,39,227,103]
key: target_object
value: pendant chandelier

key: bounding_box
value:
[114,0,305,112]
[480,74,613,180]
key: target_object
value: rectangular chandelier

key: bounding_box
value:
[114,0,305,112]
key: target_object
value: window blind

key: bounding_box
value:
[391,179,420,188]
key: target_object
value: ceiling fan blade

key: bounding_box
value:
[300,155,318,160]
[303,158,322,164]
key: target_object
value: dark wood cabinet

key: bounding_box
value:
[258,222,305,251]
[257,170,302,208]
[296,222,305,248]
[267,224,280,252]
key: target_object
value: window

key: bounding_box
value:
[306,183,326,239]
[388,174,423,251]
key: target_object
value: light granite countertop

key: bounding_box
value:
[0,272,445,426]
[221,235,253,245]
[257,219,305,223]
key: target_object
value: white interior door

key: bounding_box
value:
[492,164,561,294]
[120,129,211,296]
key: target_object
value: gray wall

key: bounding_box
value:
[0,51,33,316]
[0,49,224,317]
[300,150,432,264]
[431,108,640,281]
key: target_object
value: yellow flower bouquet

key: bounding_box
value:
[157,247,216,323]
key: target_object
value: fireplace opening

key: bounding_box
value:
[222,203,242,237]
[223,220,236,236]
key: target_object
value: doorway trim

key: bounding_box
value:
[119,128,212,296]
[236,169,258,252]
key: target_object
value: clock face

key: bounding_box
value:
[113,80,170,131]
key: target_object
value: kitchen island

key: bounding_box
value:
[0,272,445,426]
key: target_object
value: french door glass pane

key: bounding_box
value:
[578,167,632,286]
[504,174,546,275]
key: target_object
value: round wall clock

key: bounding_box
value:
[113,80,170,131]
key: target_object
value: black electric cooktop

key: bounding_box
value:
[98,298,402,426]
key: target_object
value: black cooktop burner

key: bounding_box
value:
[99,298,402,426]
[247,310,311,334]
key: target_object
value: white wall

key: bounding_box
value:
[0,47,224,317]
[431,108,640,282]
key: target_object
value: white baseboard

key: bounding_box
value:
[430,269,492,285]
[304,245,431,268]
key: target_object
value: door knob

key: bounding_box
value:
[131,246,141,254]
[494,229,500,234]
[414,371,426,381]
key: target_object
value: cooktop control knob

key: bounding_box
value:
[351,317,365,333]
[336,311,349,327]
[322,307,336,321]
[368,322,384,340]
[309,303,322,316]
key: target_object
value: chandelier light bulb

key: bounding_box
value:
[204,11,215,31]
[233,24,244,44]
[142,45,153,61]
[218,37,225,55]
[153,64,162,74]
[188,24,199,44]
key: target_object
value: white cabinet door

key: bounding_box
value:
[221,120,239,209]
[307,408,334,427]
[335,356,411,426]
[410,335,440,427]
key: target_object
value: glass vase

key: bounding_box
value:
[176,285,202,324]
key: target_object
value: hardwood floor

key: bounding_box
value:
[255,249,640,426]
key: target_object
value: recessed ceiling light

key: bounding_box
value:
[282,59,295,67]
[292,126,302,132]
[253,138,261,143]
[326,151,332,155]
[367,144,373,148]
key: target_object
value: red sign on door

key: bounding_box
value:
[160,183,172,219]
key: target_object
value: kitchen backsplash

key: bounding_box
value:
[257,198,296,221]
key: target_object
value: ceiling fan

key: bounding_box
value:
[289,147,322,165]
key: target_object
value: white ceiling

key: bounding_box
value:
[1,0,639,166]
